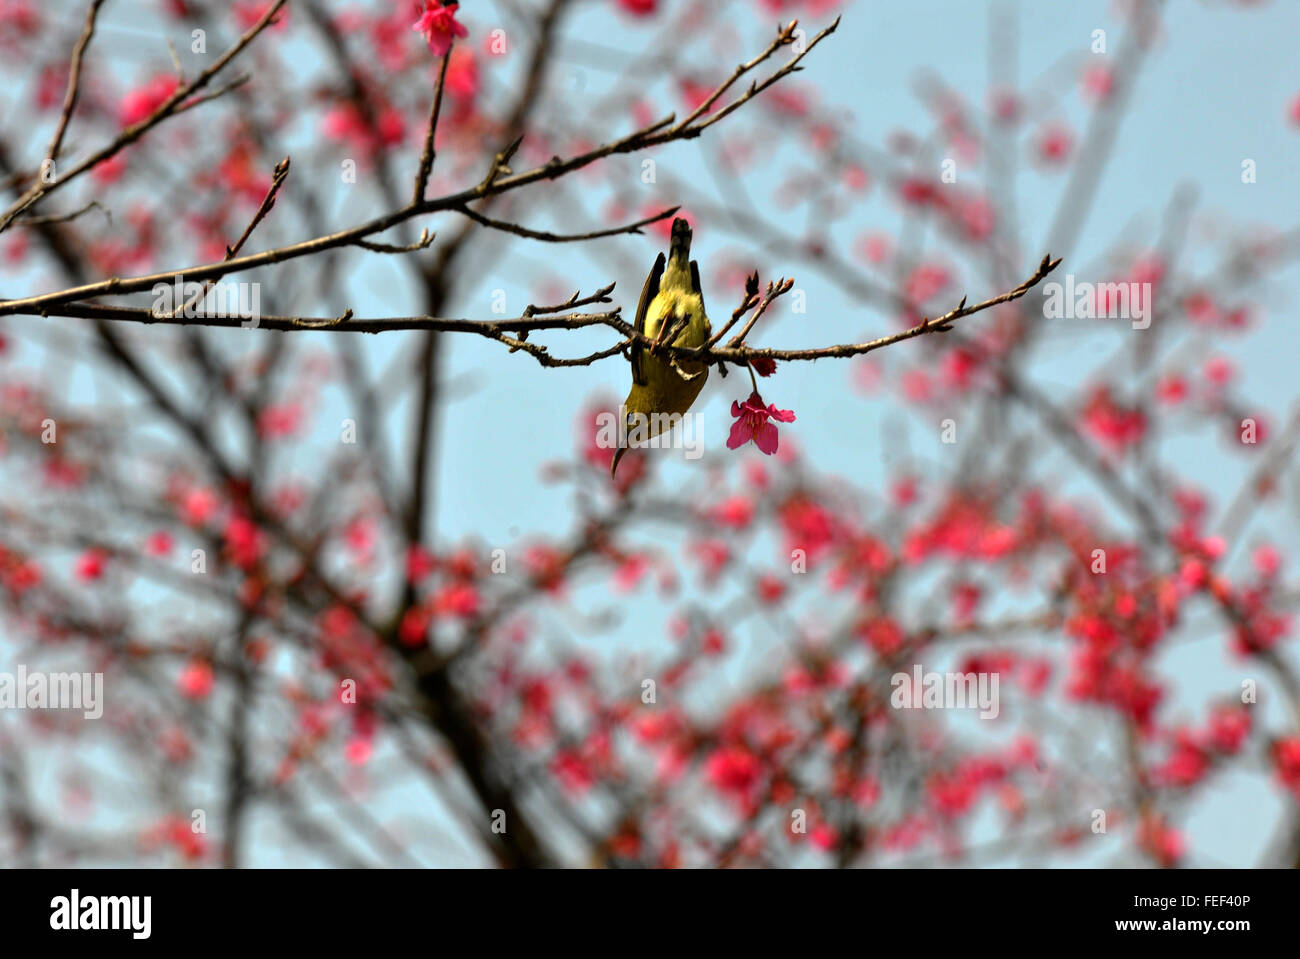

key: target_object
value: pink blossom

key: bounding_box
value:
[1207,706,1251,753]
[1081,63,1114,102]
[119,75,179,127]
[233,1,287,32]
[612,553,649,591]
[178,660,214,699]
[1137,815,1184,867]
[257,403,302,438]
[1273,737,1300,798]
[706,745,760,795]
[180,486,220,526]
[701,628,726,655]
[1036,123,1073,163]
[809,823,838,851]
[0,1,39,35]
[954,194,995,241]
[1156,374,1187,405]
[1203,355,1235,387]
[344,737,373,765]
[617,0,656,16]
[989,88,1021,123]
[74,548,107,582]
[407,545,438,583]
[434,581,480,617]
[445,46,479,99]
[1253,545,1281,578]
[843,164,870,191]
[711,494,754,529]
[726,391,795,455]
[344,518,374,556]
[146,531,174,557]
[4,559,41,592]
[904,262,950,303]
[551,750,594,794]
[678,78,717,112]
[756,574,785,603]
[223,515,266,568]
[856,232,891,264]
[412,1,468,57]
[399,606,431,647]
[689,538,730,583]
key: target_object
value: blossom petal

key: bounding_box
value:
[754,421,779,455]
[727,419,753,450]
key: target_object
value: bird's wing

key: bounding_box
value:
[631,252,665,386]
[690,259,709,336]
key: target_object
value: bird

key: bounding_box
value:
[610,217,711,477]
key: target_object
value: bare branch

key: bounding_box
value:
[15,199,109,228]
[21,258,1059,377]
[413,44,454,203]
[158,156,292,320]
[354,229,436,254]
[41,0,108,180]
[453,204,680,243]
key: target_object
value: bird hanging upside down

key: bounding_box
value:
[610,217,712,477]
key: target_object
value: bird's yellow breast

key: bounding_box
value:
[623,282,710,426]
[644,286,709,349]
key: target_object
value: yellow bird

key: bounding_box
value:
[610,217,711,477]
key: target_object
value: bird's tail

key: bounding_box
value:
[669,217,692,267]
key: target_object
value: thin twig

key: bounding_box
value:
[354,229,435,254]
[41,0,108,181]
[726,277,795,347]
[454,204,679,243]
[158,156,292,320]
[15,199,110,227]
[413,45,453,203]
